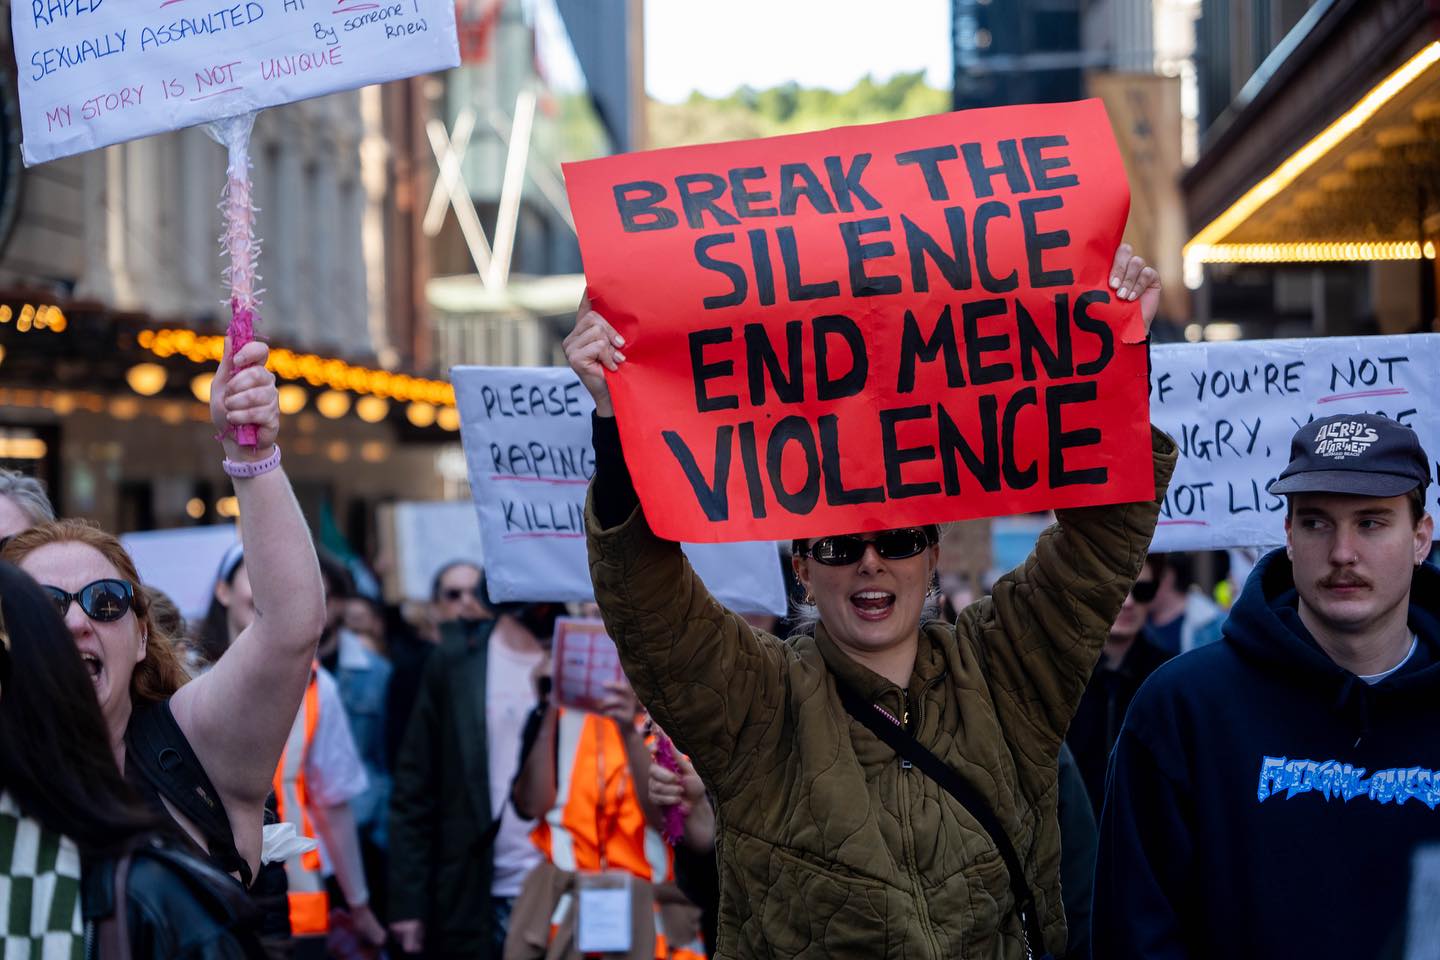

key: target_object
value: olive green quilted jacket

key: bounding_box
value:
[588,429,1177,959]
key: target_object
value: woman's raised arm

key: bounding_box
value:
[171,340,327,814]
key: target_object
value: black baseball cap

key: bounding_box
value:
[1268,413,1431,498]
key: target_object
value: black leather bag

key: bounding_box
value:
[86,842,266,960]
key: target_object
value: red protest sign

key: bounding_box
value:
[564,99,1153,543]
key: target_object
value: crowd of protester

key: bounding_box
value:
[2,244,1438,959]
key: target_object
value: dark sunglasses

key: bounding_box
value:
[442,585,485,604]
[799,528,934,566]
[42,578,134,623]
[1129,579,1159,603]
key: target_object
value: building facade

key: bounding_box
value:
[424,0,638,372]
[0,0,456,551]
[1184,0,1440,338]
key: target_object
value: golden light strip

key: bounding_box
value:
[1185,41,1440,254]
[137,329,456,407]
[1194,241,1438,263]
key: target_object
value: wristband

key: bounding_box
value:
[223,444,281,479]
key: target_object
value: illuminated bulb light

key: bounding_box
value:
[316,390,351,419]
[186,497,206,520]
[326,440,351,463]
[1185,41,1440,255]
[160,403,186,425]
[437,406,460,431]
[0,437,47,459]
[0,345,5,367]
[125,363,168,397]
[216,496,240,519]
[360,441,387,463]
[277,384,308,415]
[406,402,436,428]
[109,397,141,421]
[191,373,214,403]
[355,395,389,423]
[47,310,66,332]
[52,392,76,416]
[17,305,33,332]
[1204,323,1244,342]
[1189,242,1431,263]
[0,305,11,323]
[137,329,459,407]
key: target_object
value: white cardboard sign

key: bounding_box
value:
[453,365,789,616]
[13,0,460,165]
[1150,334,1440,551]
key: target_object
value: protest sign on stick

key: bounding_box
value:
[12,0,460,165]
[1149,334,1440,551]
[563,99,1154,543]
[452,364,789,615]
[12,0,460,447]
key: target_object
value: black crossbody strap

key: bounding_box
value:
[834,676,1050,960]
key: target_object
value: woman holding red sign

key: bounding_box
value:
[567,245,1173,960]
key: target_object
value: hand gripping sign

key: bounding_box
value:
[563,100,1154,543]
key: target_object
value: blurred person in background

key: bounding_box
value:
[510,668,705,960]
[648,747,718,958]
[388,588,552,958]
[336,594,395,916]
[1146,552,1223,655]
[0,467,54,541]
[205,547,385,958]
[1066,553,1172,816]
[1,340,324,897]
[0,559,266,957]
[384,560,488,768]
[316,551,356,671]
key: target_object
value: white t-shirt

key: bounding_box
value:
[486,635,545,898]
[305,667,370,807]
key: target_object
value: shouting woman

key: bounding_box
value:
[567,246,1176,959]
[3,340,326,888]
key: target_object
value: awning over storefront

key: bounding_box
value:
[1183,2,1440,272]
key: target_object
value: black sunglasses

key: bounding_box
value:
[442,585,485,604]
[43,578,134,623]
[799,528,934,567]
[1129,579,1159,603]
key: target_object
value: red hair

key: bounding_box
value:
[1,520,189,704]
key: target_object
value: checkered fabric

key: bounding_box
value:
[0,793,83,960]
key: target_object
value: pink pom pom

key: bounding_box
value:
[654,734,688,846]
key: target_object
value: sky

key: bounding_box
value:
[644,0,953,102]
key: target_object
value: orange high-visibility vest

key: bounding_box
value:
[272,672,328,937]
[531,711,705,960]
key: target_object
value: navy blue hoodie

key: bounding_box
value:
[1092,549,1440,959]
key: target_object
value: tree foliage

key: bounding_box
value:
[648,71,950,149]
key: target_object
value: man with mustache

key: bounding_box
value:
[1093,413,1440,958]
